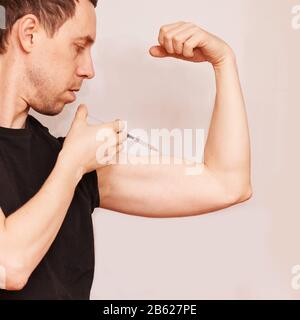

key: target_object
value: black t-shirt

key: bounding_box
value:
[0,114,100,300]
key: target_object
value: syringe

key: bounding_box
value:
[88,115,159,153]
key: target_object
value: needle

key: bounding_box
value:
[88,115,159,153]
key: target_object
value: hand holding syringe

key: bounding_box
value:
[88,115,159,153]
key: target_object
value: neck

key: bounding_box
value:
[0,53,30,129]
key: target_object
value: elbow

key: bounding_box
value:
[227,184,253,205]
[6,274,29,292]
[236,187,253,204]
[214,168,253,206]
[1,257,29,291]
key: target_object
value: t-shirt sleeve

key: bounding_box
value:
[57,136,100,210]
[81,170,100,210]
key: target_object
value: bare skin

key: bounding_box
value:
[97,22,252,217]
[0,1,252,290]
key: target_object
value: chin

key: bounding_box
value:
[32,104,65,116]
[41,109,64,116]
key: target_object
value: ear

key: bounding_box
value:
[17,14,40,53]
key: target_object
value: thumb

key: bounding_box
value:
[149,45,169,58]
[74,104,88,122]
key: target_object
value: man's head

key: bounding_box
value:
[0,0,98,116]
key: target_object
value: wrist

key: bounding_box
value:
[213,48,237,71]
[56,150,85,186]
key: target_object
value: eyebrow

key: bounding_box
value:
[74,35,95,45]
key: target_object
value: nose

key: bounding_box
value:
[77,51,95,80]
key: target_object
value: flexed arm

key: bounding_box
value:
[97,21,252,217]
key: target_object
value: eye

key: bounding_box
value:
[74,44,85,53]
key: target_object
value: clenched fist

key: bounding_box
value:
[149,21,235,66]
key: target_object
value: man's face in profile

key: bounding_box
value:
[27,0,96,116]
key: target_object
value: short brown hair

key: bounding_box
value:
[0,0,98,54]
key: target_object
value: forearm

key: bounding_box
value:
[1,151,82,288]
[204,54,252,196]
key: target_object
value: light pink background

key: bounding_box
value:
[30,0,299,299]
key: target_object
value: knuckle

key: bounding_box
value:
[164,34,172,41]
[186,22,195,27]
[185,43,192,50]
[173,35,182,43]
[183,49,192,57]
[160,26,168,33]
[191,26,199,33]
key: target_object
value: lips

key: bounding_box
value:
[67,87,80,101]
[68,90,77,100]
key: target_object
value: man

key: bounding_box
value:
[0,0,252,299]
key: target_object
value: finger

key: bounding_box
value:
[113,143,124,154]
[149,45,169,58]
[74,104,88,122]
[105,144,124,165]
[106,145,118,157]
[96,143,121,165]
[163,23,195,54]
[113,119,126,133]
[97,155,113,166]
[105,130,127,149]
[96,127,115,143]
[113,143,125,160]
[117,143,124,152]
[96,144,110,165]
[172,26,199,55]
[158,21,185,47]
[105,135,118,148]
[100,119,125,134]
[114,131,127,147]
[117,130,128,145]
[183,31,207,58]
